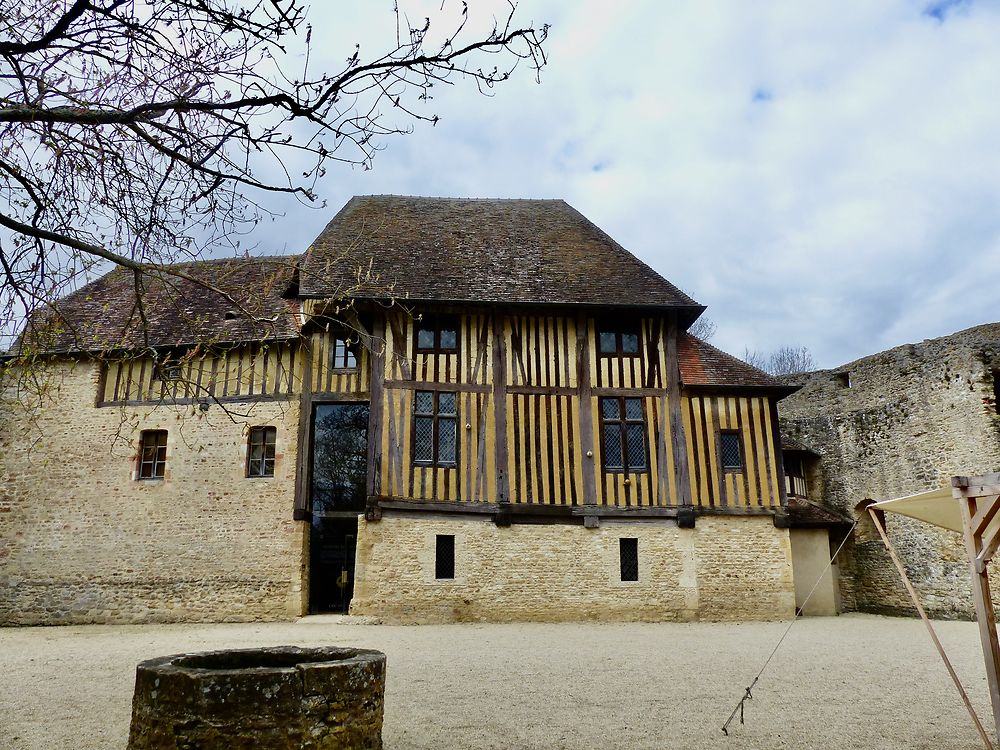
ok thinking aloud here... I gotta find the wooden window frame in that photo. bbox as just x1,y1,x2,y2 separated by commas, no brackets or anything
596,322,641,358
137,429,167,480
246,426,277,478
329,334,360,371
718,430,745,472
599,396,649,474
414,315,460,355
412,390,459,468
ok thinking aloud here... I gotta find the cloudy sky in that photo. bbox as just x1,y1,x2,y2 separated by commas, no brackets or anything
249,0,1000,369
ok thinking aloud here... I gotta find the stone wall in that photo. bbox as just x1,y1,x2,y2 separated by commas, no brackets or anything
350,512,795,623
0,360,306,625
780,322,1000,619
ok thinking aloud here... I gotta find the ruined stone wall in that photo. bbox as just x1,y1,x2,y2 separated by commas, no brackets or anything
351,512,795,623
780,322,1000,619
0,360,306,625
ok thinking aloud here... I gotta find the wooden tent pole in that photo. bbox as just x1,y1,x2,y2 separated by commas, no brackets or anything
955,481,1000,746
868,508,996,750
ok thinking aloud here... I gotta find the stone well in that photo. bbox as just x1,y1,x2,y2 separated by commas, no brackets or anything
127,645,386,750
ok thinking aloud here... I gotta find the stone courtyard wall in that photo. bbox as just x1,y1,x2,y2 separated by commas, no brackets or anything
0,360,306,625
351,512,795,623
779,322,1000,619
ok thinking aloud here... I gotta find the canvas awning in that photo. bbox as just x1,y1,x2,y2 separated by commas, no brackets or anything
871,486,963,532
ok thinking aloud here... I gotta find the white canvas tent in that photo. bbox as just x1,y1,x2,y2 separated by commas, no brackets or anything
870,475,1000,749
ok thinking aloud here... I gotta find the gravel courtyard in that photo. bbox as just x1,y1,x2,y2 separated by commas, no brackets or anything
0,613,994,750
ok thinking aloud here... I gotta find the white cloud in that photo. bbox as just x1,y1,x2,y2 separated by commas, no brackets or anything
248,0,1000,368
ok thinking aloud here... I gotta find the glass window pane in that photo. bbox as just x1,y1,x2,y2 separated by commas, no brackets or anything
438,392,456,415
440,328,457,350
414,417,434,462
626,424,647,470
598,331,617,353
622,333,639,354
416,327,435,350
263,459,275,477
601,398,620,420
345,347,357,368
438,418,457,464
414,391,434,414
603,425,623,469
624,398,643,420
720,433,743,470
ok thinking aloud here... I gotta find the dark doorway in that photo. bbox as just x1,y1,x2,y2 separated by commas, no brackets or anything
309,402,369,613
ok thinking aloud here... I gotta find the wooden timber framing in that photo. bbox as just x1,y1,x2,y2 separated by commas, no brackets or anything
492,312,510,504
366,316,386,498
292,336,314,521
666,316,692,506
289,305,789,513
953,474,1000,745
575,313,598,508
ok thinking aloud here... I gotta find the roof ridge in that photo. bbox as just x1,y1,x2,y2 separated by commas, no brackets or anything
353,194,566,203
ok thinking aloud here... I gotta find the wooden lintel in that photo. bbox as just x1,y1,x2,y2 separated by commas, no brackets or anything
383,379,490,394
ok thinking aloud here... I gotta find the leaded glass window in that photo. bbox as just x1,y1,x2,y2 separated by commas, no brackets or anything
599,396,647,473
413,390,458,467
719,431,743,471
247,426,277,477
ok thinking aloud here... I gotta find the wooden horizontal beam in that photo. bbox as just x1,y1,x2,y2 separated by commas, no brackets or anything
383,379,490,394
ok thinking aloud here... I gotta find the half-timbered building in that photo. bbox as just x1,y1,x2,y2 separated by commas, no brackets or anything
0,196,810,624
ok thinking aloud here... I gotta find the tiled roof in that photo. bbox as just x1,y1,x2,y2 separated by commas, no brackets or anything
781,436,821,455
298,195,704,313
785,498,854,527
16,256,300,354
678,334,798,394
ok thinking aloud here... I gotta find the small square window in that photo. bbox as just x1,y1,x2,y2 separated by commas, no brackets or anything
415,316,459,354
720,431,743,471
330,336,359,370
138,430,167,480
247,426,277,478
620,538,638,582
596,324,641,358
435,534,455,579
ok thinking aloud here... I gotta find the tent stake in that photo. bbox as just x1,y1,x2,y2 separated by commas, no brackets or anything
869,507,996,750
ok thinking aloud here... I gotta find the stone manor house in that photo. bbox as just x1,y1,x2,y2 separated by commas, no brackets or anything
0,196,847,625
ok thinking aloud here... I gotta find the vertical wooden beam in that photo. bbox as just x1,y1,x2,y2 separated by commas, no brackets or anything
492,312,510,504
293,337,314,521
366,315,386,498
576,313,597,508
956,478,1000,746
768,399,789,507
869,506,996,750
665,316,691,506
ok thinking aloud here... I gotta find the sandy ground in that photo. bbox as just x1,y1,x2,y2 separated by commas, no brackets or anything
0,613,995,750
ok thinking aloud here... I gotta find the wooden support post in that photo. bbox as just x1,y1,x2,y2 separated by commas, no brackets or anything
366,316,386,499
868,507,996,750
955,478,1000,746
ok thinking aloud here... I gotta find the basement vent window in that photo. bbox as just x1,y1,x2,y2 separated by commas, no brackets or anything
223,311,238,320
435,534,455,580
619,538,639,582
993,370,1000,415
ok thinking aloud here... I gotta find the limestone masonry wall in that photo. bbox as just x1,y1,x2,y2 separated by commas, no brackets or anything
0,361,306,625
350,512,795,623
780,323,1000,619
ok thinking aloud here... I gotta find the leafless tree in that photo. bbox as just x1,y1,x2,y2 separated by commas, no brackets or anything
0,0,548,355
688,316,717,341
742,345,815,376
